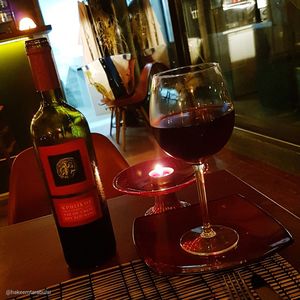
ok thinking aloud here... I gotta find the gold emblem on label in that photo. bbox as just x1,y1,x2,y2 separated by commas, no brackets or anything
56,157,77,179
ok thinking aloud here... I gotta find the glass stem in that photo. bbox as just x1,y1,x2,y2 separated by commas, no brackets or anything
193,163,216,239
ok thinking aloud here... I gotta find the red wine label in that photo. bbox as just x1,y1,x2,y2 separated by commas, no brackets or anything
53,189,102,227
38,139,94,195
38,139,102,227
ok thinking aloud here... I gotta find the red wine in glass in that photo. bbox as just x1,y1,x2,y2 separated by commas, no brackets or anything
152,105,235,163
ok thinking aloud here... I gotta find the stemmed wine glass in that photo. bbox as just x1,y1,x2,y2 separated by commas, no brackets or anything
149,63,239,256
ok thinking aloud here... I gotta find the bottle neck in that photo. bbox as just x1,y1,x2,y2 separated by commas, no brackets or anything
26,41,60,92
40,88,64,105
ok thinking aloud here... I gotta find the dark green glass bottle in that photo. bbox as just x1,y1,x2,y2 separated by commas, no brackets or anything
26,38,116,269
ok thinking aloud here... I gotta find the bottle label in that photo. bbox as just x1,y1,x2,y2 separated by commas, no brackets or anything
53,189,102,227
38,139,102,227
38,139,95,195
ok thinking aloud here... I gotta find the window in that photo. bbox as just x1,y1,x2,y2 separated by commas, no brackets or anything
180,0,300,173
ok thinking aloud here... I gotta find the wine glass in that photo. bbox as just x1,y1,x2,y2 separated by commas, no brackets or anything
149,62,239,256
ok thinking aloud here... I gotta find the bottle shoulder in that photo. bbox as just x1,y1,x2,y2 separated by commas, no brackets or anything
33,100,86,121
31,102,91,144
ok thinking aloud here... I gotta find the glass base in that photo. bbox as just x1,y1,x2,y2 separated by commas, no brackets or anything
180,225,239,256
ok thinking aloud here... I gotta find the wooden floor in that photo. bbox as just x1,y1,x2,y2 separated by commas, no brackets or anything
1,110,299,226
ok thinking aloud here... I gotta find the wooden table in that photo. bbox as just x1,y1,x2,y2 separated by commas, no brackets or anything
1,153,300,298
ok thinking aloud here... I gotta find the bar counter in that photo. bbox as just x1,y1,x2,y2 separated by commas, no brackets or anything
0,148,299,298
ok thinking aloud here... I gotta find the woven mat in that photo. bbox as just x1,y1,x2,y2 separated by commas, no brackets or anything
13,253,300,299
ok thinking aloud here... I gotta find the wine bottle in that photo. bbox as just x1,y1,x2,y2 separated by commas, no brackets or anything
25,38,116,269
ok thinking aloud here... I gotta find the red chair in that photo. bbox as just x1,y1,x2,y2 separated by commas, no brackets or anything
102,62,168,151
91,133,129,199
7,133,129,224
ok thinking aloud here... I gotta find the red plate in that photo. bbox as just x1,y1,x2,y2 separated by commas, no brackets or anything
133,194,293,275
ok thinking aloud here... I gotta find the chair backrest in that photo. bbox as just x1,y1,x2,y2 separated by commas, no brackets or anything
7,146,51,225
114,62,168,107
91,133,129,199
132,62,169,102
124,57,136,95
7,133,129,224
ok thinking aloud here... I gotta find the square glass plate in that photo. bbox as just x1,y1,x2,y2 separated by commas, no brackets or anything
133,194,293,275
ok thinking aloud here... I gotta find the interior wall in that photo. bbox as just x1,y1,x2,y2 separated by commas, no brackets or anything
0,39,40,152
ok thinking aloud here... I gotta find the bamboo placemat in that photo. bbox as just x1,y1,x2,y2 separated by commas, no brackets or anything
13,253,300,299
